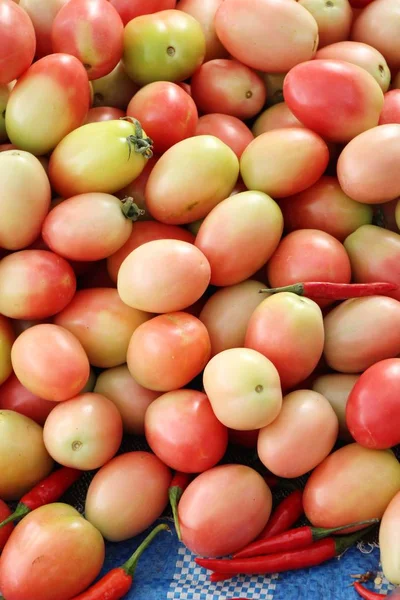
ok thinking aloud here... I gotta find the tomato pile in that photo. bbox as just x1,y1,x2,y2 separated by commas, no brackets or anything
1,0,400,598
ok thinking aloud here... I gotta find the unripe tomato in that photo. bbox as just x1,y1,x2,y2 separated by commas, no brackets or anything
0,0,36,84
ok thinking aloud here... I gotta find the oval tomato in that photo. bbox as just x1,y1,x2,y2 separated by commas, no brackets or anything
0,315,14,386
298,0,352,48
195,113,254,158
0,82,10,142
252,103,304,136
177,0,228,61
380,491,400,585
379,90,400,125
312,373,359,441
110,0,176,24
6,54,90,155
91,61,138,110
84,106,125,124
0,374,55,425
19,0,69,58
0,0,35,84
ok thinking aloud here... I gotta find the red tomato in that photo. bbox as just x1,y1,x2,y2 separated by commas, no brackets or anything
240,128,329,198
115,155,159,218
52,0,124,80
0,498,14,551
349,0,374,6
0,250,76,320
11,324,90,402
144,389,228,472
346,359,400,449
215,0,318,73
191,59,267,119
109,0,176,25
298,0,352,48
84,106,125,124
283,60,384,143
379,90,400,125
195,113,253,158
91,61,138,110
0,374,54,425
127,82,198,154
127,312,211,392
19,0,68,59
177,0,228,61
252,103,304,136
279,176,373,242
0,0,35,84
0,503,105,600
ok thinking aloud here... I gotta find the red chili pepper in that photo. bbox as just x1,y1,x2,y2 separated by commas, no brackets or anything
169,472,192,541
196,526,377,576
234,519,377,559
259,282,398,300
0,467,82,528
354,582,386,599
71,523,169,600
256,490,304,542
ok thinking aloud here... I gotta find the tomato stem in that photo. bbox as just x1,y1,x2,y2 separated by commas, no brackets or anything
121,116,154,159
121,197,145,221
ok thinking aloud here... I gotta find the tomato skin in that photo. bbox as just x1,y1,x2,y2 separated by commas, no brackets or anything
49,119,151,197
312,373,359,441
52,0,124,80
380,491,400,585
195,190,283,286
191,59,267,119
215,0,318,73
0,0,35,84
19,0,68,59
240,128,329,199
298,0,352,48
123,10,206,86
84,106,125,124
127,82,198,154
0,315,14,385
195,113,253,158
177,0,228,61
0,83,11,142
379,90,400,125
146,135,239,224
54,288,151,368
0,374,54,425
145,389,228,473
92,62,138,110
0,503,105,600
6,54,90,156
0,499,14,551
115,156,159,220
252,103,304,136
11,324,90,402
283,60,384,143
279,176,373,242
109,0,176,25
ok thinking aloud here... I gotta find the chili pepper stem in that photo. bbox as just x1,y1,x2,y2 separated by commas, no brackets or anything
312,519,379,542
0,502,30,528
260,283,305,295
169,487,183,541
122,524,170,577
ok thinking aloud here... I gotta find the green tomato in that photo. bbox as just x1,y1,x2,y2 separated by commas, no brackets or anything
0,84,11,143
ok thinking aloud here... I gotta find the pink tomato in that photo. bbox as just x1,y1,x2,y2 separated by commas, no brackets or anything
177,0,228,61
0,498,14,551
0,315,14,385
19,0,69,58
109,0,176,24
91,61,138,110
0,374,54,425
0,0,35,84
312,373,359,441
84,107,125,124
11,324,90,402
379,90,400,125
252,103,304,136
299,0,352,48
195,113,254,158
144,389,228,473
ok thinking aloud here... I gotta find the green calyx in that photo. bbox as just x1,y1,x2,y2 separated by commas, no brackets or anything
120,197,145,221
121,116,154,160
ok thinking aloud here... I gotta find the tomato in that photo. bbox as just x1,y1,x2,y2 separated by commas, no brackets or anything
245,293,325,391
195,114,253,158
145,389,228,472
299,0,352,48
195,190,283,286
266,229,352,307
85,451,171,541
109,0,176,25
0,503,105,600
11,324,90,402
19,0,68,59
0,151,51,250
0,250,76,320
127,82,198,154
0,498,14,551
54,288,150,368
0,410,54,500
42,193,133,262
94,365,160,435
0,318,13,387
115,156,158,220
279,176,373,242
123,10,205,85
107,220,194,282
177,0,228,61
215,0,318,73
252,103,303,136
0,83,10,142
84,106,125,124
0,374,55,425
49,118,152,197
240,128,329,198
380,491,400,584
303,444,400,528
351,0,400,71
43,392,123,470
191,59,266,120
312,373,359,441
146,136,239,224
316,41,391,92
127,313,211,392
118,239,210,313
258,390,338,478
0,0,35,84
179,464,272,556
344,225,400,300
52,0,123,80
261,72,286,106
91,62,138,110
283,60,384,143
379,90,400,125
6,54,90,155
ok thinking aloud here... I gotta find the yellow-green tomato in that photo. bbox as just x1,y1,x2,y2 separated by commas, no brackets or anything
123,10,206,85
203,348,282,430
49,118,152,198
85,451,171,541
258,390,338,478
312,373,359,441
91,62,138,110
0,83,11,142
0,410,54,500
146,135,239,224
380,491,400,584
304,444,400,528
0,315,15,386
